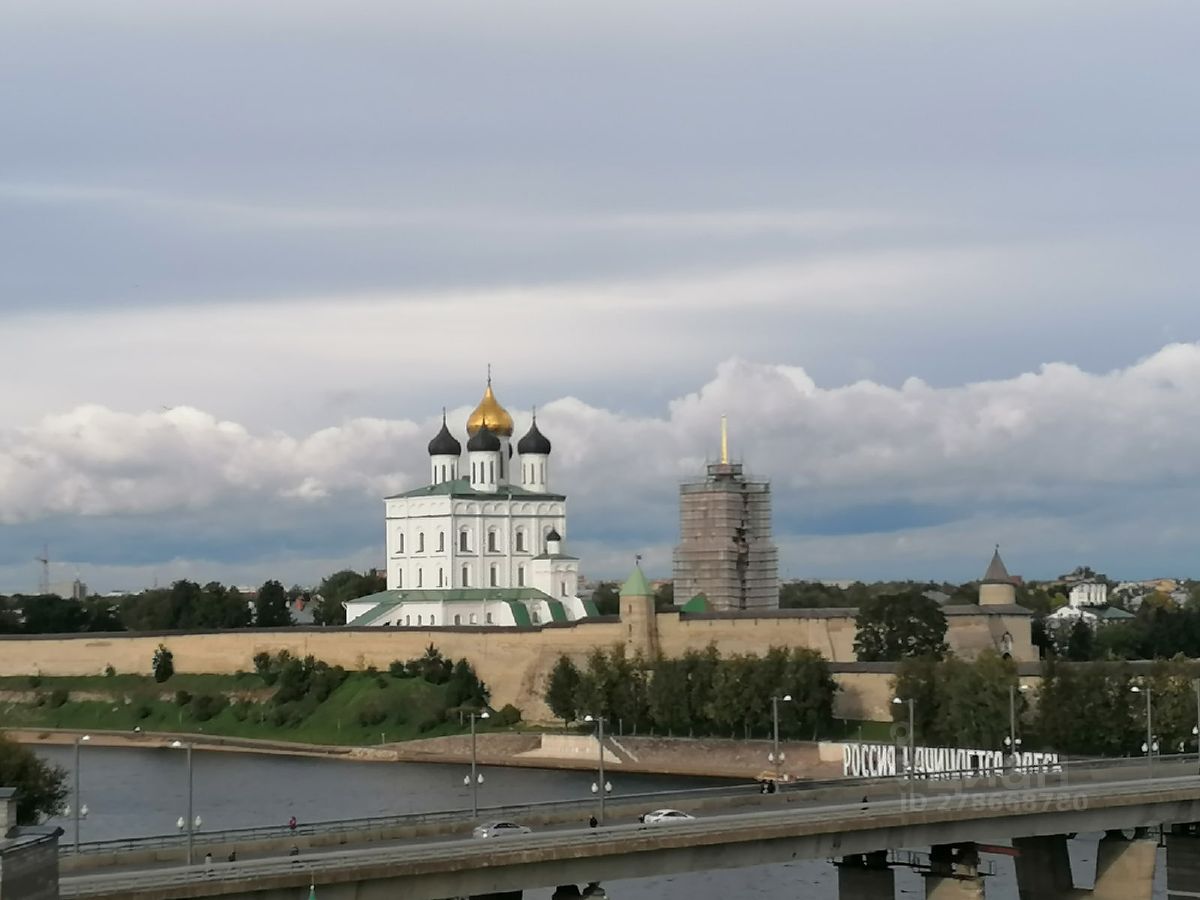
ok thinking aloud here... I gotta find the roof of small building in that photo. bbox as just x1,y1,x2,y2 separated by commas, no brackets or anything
983,547,1013,584
620,566,652,598
346,587,560,626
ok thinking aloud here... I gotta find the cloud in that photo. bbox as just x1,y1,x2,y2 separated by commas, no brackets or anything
3,343,1200,590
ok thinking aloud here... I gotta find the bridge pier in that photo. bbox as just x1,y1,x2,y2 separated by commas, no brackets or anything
1166,826,1200,900
924,844,984,900
1013,834,1075,900
836,850,894,900
1091,830,1157,900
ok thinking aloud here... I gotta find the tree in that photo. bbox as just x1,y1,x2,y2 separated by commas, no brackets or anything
0,734,68,824
1066,620,1095,661
255,580,293,628
19,594,85,633
315,570,386,626
545,656,582,724
854,591,948,662
152,644,174,683
654,581,675,611
590,583,620,616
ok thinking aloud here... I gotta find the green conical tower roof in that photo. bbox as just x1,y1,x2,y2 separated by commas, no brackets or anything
620,565,652,598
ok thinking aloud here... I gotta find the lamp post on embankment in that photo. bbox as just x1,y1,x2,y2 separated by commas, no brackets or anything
583,715,611,824
892,696,915,783
769,694,792,783
464,710,489,818
71,734,90,852
1131,684,1154,776
170,740,200,865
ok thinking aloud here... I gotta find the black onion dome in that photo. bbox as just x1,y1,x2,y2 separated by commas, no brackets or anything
517,417,552,455
467,424,501,452
427,415,462,456
546,528,562,542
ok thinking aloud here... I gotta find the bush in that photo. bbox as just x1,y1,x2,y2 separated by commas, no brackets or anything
493,704,522,727
27,675,41,689
253,652,276,685
152,644,174,683
47,689,69,709
270,704,298,728
357,701,386,727
388,660,408,678
189,693,227,722
104,664,116,678
174,690,193,707
231,701,252,722
417,717,441,734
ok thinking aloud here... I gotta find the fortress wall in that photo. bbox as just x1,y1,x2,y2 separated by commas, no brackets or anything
0,608,1029,723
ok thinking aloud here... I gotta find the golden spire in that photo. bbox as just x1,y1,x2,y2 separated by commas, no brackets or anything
720,414,729,464
466,369,514,436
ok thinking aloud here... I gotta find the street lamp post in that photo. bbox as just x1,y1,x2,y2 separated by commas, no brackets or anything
1131,684,1154,776
892,697,915,782
584,715,611,824
464,710,489,818
769,695,793,783
171,740,196,864
1006,684,1028,768
72,734,90,853
1193,679,1200,776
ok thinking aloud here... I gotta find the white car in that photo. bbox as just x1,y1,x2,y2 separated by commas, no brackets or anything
639,809,695,824
472,821,533,839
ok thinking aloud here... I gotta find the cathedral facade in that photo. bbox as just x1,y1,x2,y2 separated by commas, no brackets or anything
345,379,595,628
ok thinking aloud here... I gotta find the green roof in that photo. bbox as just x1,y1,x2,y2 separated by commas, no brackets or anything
386,477,565,501
581,598,600,617
680,593,710,613
620,566,652,598
545,599,568,623
346,587,556,626
504,600,533,627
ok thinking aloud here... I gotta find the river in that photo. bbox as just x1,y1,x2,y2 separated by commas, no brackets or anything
33,746,1165,899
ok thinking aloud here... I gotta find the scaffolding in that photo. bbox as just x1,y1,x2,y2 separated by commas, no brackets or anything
672,462,779,611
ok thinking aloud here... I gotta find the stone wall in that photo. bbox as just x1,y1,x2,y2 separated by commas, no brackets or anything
0,603,1028,723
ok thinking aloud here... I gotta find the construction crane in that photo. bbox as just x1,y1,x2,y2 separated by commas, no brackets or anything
35,544,50,595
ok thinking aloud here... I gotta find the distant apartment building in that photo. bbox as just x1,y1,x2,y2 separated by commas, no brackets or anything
672,420,779,611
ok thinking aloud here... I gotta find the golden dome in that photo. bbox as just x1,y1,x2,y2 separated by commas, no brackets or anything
466,380,514,437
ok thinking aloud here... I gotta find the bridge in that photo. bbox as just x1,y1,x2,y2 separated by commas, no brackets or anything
55,769,1200,900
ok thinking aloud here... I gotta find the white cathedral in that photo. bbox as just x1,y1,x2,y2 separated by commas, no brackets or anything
344,379,597,628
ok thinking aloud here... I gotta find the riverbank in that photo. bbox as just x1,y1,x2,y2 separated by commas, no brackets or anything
4,727,841,779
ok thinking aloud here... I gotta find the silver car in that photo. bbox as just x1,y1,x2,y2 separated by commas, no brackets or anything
472,821,533,839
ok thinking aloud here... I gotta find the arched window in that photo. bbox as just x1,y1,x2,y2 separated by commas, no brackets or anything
397,533,405,554
489,460,495,483
469,612,478,625
417,614,422,626
438,568,445,587
532,609,540,624
487,529,498,553
490,564,499,587
405,614,410,626
417,532,425,553
486,612,493,624
397,570,403,589
454,614,461,625
517,566,525,587
515,530,525,553
438,532,445,552
462,566,469,587
460,530,469,552
560,580,567,596
430,615,436,626
417,568,423,588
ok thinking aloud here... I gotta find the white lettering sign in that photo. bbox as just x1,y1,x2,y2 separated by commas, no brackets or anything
842,742,1062,778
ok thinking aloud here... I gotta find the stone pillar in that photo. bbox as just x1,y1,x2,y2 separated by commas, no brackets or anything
1013,834,1075,900
1092,831,1157,900
924,844,985,900
1166,828,1200,900
837,850,895,900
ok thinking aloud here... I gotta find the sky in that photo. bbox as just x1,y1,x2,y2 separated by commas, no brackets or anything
2,1,1199,592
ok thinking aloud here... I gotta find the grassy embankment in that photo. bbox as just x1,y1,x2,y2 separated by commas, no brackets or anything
0,671,482,745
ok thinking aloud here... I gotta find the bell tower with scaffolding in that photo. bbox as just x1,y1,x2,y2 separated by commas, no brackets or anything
672,417,779,611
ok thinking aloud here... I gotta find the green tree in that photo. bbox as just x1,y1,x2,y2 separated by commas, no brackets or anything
152,644,174,683
1066,620,1095,661
654,581,675,611
854,591,948,661
19,595,85,633
315,570,386,626
590,582,620,616
0,734,68,824
544,656,582,724
254,580,292,627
